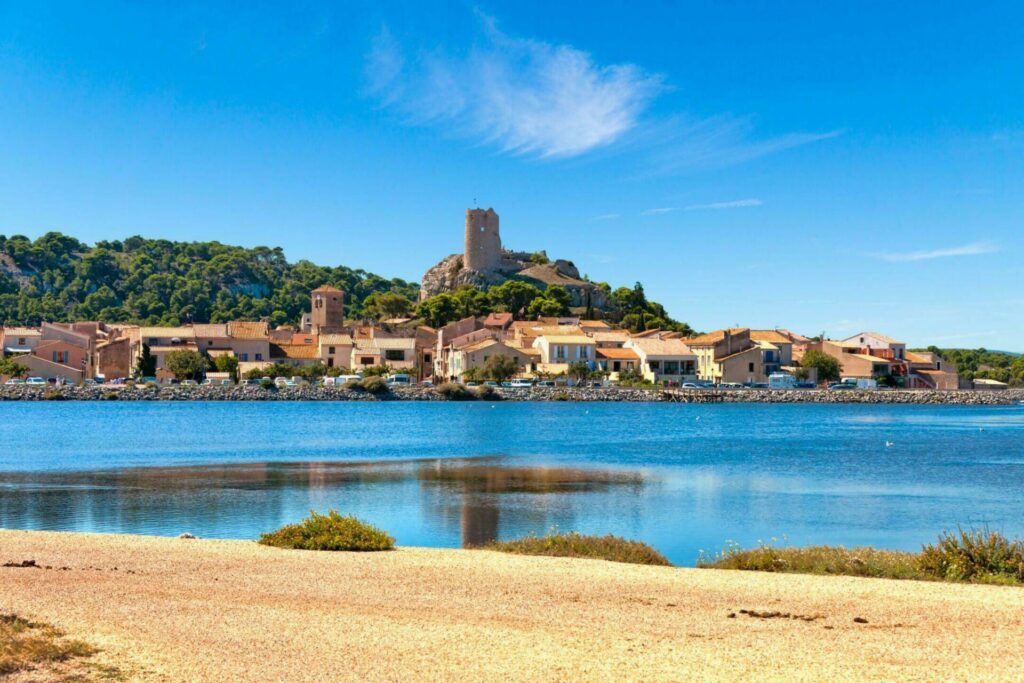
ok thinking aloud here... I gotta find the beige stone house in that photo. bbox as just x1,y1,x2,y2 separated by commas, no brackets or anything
686,328,778,384
532,331,596,375
595,347,640,379
318,334,354,371
623,337,697,384
450,338,535,381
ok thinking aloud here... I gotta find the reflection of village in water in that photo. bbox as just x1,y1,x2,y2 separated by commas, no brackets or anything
0,458,647,546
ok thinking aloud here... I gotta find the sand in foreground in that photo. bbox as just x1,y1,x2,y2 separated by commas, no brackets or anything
1,530,1022,681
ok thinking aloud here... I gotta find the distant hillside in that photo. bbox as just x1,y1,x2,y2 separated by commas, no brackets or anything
0,232,419,327
914,347,1024,385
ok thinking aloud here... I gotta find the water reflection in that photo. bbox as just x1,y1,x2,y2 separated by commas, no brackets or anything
0,458,647,549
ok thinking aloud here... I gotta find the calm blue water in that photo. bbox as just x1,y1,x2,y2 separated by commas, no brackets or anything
1,401,1022,565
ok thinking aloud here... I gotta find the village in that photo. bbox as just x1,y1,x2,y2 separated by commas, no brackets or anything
0,209,1008,393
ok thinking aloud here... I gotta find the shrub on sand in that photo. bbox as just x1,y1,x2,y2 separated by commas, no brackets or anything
484,532,671,566
472,384,500,401
919,528,1024,584
259,510,394,551
0,613,97,677
700,529,1024,585
359,376,389,394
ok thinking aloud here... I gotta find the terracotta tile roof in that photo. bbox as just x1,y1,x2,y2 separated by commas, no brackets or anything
578,320,611,329
596,347,640,361
139,327,196,339
371,337,416,350
540,334,595,344
148,344,200,353
311,284,343,293
484,312,513,327
1,327,41,337
318,334,354,346
627,338,695,357
228,321,269,340
461,338,501,353
749,330,791,344
846,331,905,345
686,328,750,346
589,330,631,342
849,353,895,364
291,334,317,346
270,343,321,360
191,324,228,338
535,326,584,336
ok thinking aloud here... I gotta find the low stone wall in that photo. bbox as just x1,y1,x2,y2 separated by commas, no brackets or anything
0,384,1022,405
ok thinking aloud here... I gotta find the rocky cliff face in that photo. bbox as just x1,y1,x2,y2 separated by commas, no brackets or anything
419,251,608,310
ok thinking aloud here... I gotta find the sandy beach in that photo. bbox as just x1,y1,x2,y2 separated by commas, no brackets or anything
1,529,1023,681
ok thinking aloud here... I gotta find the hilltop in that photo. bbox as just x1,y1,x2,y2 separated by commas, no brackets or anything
0,232,419,327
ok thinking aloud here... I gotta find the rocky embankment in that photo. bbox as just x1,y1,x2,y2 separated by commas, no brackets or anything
0,384,1022,404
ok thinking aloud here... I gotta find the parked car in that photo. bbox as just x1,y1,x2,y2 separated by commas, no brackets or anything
484,380,499,387
465,381,479,386
500,381,513,388
181,379,199,386
537,380,556,388
680,382,702,389
243,378,263,386
4,378,25,385
26,377,46,386
274,377,289,387
794,381,817,389
719,382,743,389
827,382,855,391
419,380,434,386
386,374,412,386
509,379,534,388
83,378,99,386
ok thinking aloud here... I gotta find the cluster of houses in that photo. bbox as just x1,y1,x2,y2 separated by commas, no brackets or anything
0,285,1003,390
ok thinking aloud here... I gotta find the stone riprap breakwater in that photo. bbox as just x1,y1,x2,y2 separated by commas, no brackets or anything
0,384,1022,404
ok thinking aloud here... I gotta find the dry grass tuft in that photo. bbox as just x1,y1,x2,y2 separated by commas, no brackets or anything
700,529,1024,585
0,613,97,677
259,510,395,552
483,532,671,566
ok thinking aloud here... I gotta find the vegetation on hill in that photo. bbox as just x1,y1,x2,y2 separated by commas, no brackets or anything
416,280,693,333
918,347,1024,385
0,232,419,327
483,532,672,566
258,510,395,551
699,528,1024,585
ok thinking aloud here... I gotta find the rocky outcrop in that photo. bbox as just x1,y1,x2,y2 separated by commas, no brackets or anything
419,250,608,309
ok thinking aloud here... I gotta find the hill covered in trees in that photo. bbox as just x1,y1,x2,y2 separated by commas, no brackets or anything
0,232,692,333
919,347,1024,386
0,232,419,327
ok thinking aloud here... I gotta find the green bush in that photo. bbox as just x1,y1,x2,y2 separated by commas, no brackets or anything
484,532,670,566
699,541,921,580
342,379,362,391
919,528,1024,584
699,529,1024,585
43,390,65,401
472,384,500,401
359,376,389,394
435,382,473,400
102,392,119,401
258,510,394,552
551,391,570,401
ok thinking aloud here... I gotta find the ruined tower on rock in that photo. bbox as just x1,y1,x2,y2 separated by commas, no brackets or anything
464,208,501,273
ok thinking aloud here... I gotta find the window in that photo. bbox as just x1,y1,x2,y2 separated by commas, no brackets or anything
360,356,375,366
385,349,405,361
254,353,262,361
239,353,249,362
327,358,334,368
328,346,336,354
555,345,567,360
424,354,432,364
748,362,755,372
579,346,590,359
664,361,679,375
208,340,213,345
649,360,660,370
613,361,621,372
18,338,25,345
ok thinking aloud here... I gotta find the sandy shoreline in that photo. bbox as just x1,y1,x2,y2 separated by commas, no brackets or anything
2,530,1023,681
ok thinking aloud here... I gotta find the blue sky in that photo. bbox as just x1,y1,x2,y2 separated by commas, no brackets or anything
1,2,1022,349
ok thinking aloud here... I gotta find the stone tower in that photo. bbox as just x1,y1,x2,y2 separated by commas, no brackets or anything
464,208,501,273
310,285,344,334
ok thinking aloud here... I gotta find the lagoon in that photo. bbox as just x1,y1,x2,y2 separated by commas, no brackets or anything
1,401,1022,565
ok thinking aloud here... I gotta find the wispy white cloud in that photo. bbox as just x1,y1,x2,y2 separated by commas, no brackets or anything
640,207,676,216
685,198,762,211
593,213,621,221
872,241,999,262
366,15,840,167
366,21,662,159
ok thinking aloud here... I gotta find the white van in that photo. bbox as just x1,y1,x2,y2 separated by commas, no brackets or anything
386,374,412,385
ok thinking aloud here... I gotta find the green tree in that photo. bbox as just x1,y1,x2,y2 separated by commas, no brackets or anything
799,350,841,384
212,354,239,381
567,360,592,381
0,356,28,379
165,349,208,380
483,354,519,382
135,344,157,377
361,291,414,321
487,280,542,317
415,293,460,328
